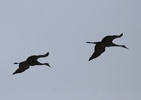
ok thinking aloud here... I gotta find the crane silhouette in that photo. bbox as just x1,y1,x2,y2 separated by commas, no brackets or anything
13,52,51,75
87,33,128,61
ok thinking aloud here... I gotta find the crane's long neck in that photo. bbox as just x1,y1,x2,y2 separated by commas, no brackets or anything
86,41,101,44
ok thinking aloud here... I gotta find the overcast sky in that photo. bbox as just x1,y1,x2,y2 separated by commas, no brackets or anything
0,0,141,100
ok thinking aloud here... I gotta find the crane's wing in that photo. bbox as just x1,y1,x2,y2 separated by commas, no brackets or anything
26,52,49,62
13,62,29,75
89,43,105,61
102,33,123,43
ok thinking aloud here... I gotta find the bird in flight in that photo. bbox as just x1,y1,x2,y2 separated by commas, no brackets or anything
87,33,128,61
13,52,51,75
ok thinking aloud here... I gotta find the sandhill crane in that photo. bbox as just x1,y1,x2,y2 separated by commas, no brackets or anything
87,33,128,61
13,52,51,75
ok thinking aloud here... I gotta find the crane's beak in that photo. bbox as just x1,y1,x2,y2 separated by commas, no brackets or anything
14,62,19,64
86,41,98,44
86,42,94,44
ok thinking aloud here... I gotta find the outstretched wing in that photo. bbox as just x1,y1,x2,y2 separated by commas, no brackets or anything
89,43,105,61
102,33,123,43
26,52,49,62
13,61,29,75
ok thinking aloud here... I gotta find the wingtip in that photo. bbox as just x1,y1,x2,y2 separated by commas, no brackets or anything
45,52,49,56
89,58,92,61
120,33,123,36
13,71,19,75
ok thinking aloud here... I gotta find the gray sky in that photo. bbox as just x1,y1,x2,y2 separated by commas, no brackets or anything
0,0,141,100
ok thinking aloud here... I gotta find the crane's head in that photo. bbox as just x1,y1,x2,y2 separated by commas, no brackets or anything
14,62,19,64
